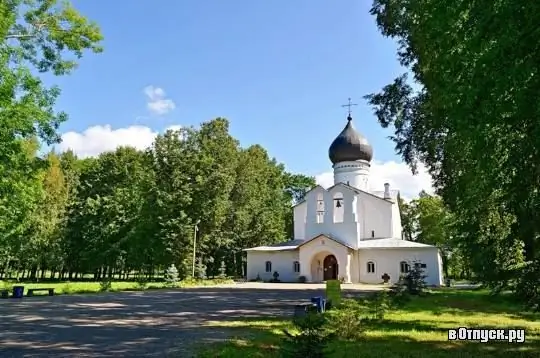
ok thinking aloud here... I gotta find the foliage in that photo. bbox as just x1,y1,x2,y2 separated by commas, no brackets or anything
515,259,540,312
283,312,332,358
365,291,391,320
135,274,148,290
325,299,365,339
366,0,539,307
165,264,179,287
395,261,428,296
99,278,112,292
0,0,102,277
298,275,307,283
0,117,314,282
200,289,540,357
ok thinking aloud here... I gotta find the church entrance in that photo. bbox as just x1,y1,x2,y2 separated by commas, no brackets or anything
323,254,338,281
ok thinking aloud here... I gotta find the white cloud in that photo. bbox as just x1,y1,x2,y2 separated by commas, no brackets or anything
315,160,434,200
59,124,182,158
144,85,176,115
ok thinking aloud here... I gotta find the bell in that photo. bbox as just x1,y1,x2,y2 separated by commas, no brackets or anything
336,200,342,208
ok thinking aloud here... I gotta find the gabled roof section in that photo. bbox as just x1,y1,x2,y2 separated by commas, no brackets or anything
243,239,303,252
357,238,436,249
296,234,354,249
293,182,394,208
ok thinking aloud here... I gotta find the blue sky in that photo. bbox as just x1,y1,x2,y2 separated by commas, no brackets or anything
48,1,432,198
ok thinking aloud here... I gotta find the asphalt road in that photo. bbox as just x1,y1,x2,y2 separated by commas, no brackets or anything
0,283,379,358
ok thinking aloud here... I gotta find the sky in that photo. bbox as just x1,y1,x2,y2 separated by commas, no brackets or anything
48,0,433,200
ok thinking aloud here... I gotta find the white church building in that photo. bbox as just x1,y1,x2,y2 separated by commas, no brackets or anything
245,113,444,286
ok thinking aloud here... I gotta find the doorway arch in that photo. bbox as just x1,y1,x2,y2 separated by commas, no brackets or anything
323,254,338,281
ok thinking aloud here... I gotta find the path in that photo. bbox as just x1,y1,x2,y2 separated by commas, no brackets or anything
0,283,382,357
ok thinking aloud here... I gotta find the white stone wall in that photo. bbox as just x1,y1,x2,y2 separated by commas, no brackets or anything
246,250,300,282
298,236,352,283
356,192,393,240
357,248,443,286
293,201,307,240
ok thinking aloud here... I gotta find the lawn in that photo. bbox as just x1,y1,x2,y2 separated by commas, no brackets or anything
0,278,234,296
198,288,540,358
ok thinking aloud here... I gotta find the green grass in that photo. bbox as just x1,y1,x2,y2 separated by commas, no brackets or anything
198,288,540,358
0,278,234,296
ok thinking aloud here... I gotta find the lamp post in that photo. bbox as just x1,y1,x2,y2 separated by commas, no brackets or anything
192,219,200,278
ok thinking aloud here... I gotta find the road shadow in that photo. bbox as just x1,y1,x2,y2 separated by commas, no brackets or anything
0,287,376,357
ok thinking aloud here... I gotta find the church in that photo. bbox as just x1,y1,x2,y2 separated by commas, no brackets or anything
244,111,444,286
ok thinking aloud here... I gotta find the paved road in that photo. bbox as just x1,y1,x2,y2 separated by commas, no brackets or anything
0,283,381,358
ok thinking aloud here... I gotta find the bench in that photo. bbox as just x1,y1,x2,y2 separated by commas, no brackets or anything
27,288,54,297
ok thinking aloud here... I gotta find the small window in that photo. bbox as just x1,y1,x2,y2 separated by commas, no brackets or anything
367,261,375,274
371,230,375,238
293,261,300,273
414,262,427,269
265,261,272,272
400,261,410,273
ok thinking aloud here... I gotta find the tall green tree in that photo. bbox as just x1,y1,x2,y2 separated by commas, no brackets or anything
366,0,537,298
0,0,102,276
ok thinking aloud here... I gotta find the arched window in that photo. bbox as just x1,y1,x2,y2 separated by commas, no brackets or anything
400,261,410,274
367,261,375,274
316,193,325,223
265,261,272,272
293,261,300,273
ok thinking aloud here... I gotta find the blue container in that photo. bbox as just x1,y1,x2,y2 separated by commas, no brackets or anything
12,286,24,299
311,296,326,313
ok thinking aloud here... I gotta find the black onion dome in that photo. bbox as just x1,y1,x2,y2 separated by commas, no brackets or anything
328,116,373,164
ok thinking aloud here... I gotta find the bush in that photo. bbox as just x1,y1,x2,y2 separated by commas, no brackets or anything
283,311,332,358
195,259,207,280
325,299,364,340
392,261,428,295
365,291,391,320
218,261,227,279
62,282,74,294
298,275,307,283
515,259,540,312
165,264,179,287
135,274,148,290
99,278,112,292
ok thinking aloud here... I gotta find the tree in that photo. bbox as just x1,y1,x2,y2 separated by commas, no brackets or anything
366,0,538,297
0,0,102,276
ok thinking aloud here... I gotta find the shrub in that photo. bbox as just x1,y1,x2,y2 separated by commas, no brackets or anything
135,274,148,290
195,259,207,280
392,260,428,296
218,261,227,279
165,264,179,287
325,299,364,340
283,311,332,358
62,282,74,294
298,275,307,283
515,259,540,312
99,278,112,292
365,291,391,320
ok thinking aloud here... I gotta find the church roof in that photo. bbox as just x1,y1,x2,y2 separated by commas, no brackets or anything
292,182,394,208
328,116,373,164
243,239,303,251
357,238,437,249
296,234,355,249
